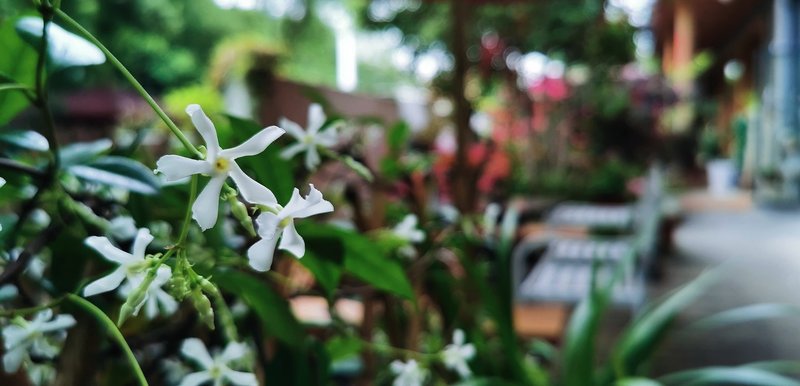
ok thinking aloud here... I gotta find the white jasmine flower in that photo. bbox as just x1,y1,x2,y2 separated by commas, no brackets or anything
2,248,46,281
155,104,284,230
247,184,333,271
119,266,178,319
392,214,425,244
26,362,55,386
179,338,257,386
279,103,340,170
2,309,76,373
83,228,165,300
441,329,475,378
108,216,138,240
390,359,426,386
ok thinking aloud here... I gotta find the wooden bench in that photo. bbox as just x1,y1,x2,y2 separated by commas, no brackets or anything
512,166,664,338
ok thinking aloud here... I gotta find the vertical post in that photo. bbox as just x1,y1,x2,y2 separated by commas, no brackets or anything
451,0,476,213
773,0,800,200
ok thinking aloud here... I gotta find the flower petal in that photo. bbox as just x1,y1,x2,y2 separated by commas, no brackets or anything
83,267,127,297
254,212,280,240
224,369,258,386
279,142,307,160
39,314,76,333
228,162,277,207
192,176,226,231
316,126,339,147
220,126,284,159
85,236,135,265
156,288,179,316
279,117,305,140
186,104,220,159
2,325,28,350
178,371,213,386
290,185,334,219
181,338,214,369
281,188,306,215
155,155,210,182
453,329,465,345
247,236,279,272
307,103,326,135
220,341,248,363
131,228,154,259
3,345,27,373
278,221,305,258
303,146,321,170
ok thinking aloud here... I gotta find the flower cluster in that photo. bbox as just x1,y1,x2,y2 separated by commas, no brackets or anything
390,329,475,386
154,104,334,270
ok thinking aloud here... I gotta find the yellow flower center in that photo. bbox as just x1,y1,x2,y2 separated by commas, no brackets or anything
214,157,230,174
279,217,293,228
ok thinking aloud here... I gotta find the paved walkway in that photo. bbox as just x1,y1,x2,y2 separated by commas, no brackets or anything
650,197,800,375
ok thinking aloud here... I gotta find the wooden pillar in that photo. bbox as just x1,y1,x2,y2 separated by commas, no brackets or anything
450,0,476,213
672,0,695,97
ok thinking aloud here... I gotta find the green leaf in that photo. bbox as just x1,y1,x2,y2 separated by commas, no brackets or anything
59,139,112,167
299,224,414,300
689,303,800,331
387,121,410,153
0,130,49,152
87,156,161,193
213,269,306,347
15,17,105,70
325,335,362,361
0,20,37,125
659,367,800,386
67,163,159,195
453,378,521,386
301,234,344,297
612,271,718,377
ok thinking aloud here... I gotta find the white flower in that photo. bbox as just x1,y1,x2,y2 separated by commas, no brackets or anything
247,184,333,271
2,309,76,373
119,266,178,319
390,359,426,386
156,104,284,230
441,329,475,378
392,214,425,244
179,338,257,386
279,103,339,170
108,216,138,240
83,228,153,297
3,248,46,281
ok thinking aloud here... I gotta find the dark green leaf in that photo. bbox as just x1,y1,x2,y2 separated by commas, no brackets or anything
387,121,410,153
213,269,306,347
0,130,49,152
67,165,158,195
299,224,414,300
0,21,37,125
59,139,112,167
88,156,160,193
453,378,521,386
616,378,663,386
659,367,800,386
15,17,105,70
301,233,344,297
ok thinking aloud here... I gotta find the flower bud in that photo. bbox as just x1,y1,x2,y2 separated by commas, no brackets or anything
228,196,256,236
118,269,157,326
191,288,215,330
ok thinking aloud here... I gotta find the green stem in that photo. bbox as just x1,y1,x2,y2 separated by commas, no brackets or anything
53,9,201,159
0,296,65,318
177,175,199,246
66,294,148,386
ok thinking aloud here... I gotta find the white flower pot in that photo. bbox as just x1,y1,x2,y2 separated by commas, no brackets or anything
707,158,735,196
